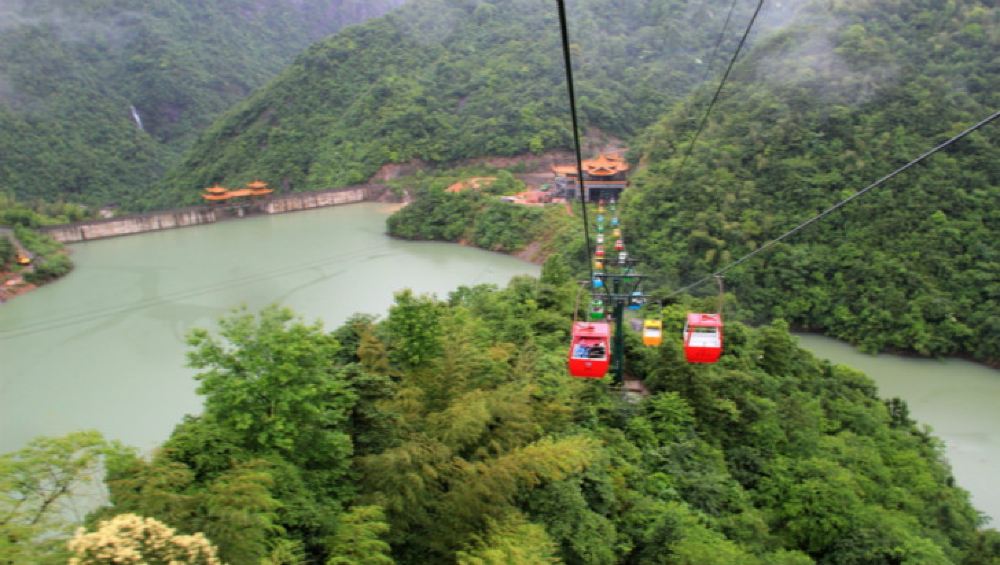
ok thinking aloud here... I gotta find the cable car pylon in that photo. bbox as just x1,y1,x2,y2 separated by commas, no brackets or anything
569,198,650,383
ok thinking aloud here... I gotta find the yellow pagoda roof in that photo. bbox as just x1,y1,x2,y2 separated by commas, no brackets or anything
552,154,629,177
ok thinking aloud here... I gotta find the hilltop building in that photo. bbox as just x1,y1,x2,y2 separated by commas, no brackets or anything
552,154,629,202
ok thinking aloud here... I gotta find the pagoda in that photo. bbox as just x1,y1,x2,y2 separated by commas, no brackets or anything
201,185,231,202
201,180,273,203
552,154,629,202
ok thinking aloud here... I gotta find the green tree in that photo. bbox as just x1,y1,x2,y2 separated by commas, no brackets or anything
456,513,560,565
384,290,443,370
326,505,394,565
0,431,125,563
187,305,355,470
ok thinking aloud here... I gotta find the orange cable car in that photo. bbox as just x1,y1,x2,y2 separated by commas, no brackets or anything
683,313,723,363
568,321,610,378
642,319,662,347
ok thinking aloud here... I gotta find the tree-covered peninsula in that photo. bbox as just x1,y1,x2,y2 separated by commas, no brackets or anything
0,193,90,296
4,271,998,563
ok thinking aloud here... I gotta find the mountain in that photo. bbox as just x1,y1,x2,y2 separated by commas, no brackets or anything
0,0,405,207
156,0,757,208
623,0,999,362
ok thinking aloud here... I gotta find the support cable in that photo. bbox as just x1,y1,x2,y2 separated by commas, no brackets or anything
673,0,765,183
555,0,594,283
666,109,1000,299
697,0,741,87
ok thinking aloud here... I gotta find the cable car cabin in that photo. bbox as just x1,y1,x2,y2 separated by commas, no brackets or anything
596,234,604,244
568,321,610,378
614,239,624,251
611,217,620,227
683,313,723,363
595,245,605,257
596,214,605,224
643,319,663,347
613,228,621,238
594,259,604,271
618,251,628,264
589,299,605,321
628,291,643,310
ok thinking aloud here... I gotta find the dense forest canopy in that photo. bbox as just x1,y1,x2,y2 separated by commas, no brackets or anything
623,0,999,363
0,0,405,207
156,0,757,208
5,274,999,563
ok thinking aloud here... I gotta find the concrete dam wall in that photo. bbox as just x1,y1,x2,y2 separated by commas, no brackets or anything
41,185,390,243
264,185,381,214
41,208,218,243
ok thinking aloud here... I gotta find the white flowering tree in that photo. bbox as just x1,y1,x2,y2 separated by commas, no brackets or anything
67,513,222,564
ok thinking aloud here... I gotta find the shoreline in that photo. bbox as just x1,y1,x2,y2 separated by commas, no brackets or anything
40,184,393,244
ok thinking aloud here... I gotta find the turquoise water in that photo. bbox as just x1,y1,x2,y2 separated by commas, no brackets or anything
796,333,1000,526
0,203,538,454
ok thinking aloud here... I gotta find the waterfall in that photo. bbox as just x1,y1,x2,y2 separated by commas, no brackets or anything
130,105,144,131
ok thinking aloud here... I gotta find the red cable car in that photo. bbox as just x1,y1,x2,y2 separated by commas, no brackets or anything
614,239,624,251
595,245,605,258
568,321,610,378
683,313,723,363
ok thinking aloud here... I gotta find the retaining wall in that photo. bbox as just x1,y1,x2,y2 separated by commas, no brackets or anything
41,185,391,243
41,207,218,243
264,186,384,214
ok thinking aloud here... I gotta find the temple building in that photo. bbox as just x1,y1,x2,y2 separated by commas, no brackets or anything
201,180,273,204
552,154,629,202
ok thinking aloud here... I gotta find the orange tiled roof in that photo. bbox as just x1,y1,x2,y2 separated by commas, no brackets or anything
584,154,629,176
552,154,629,177
246,180,269,189
201,186,273,201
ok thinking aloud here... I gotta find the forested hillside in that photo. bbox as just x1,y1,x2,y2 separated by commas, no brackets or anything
623,0,999,363
157,0,755,208
0,0,405,207
5,273,999,563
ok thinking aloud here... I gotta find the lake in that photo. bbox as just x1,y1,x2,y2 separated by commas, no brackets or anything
0,203,538,454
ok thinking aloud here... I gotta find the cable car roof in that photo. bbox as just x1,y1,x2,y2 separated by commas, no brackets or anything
687,313,722,326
